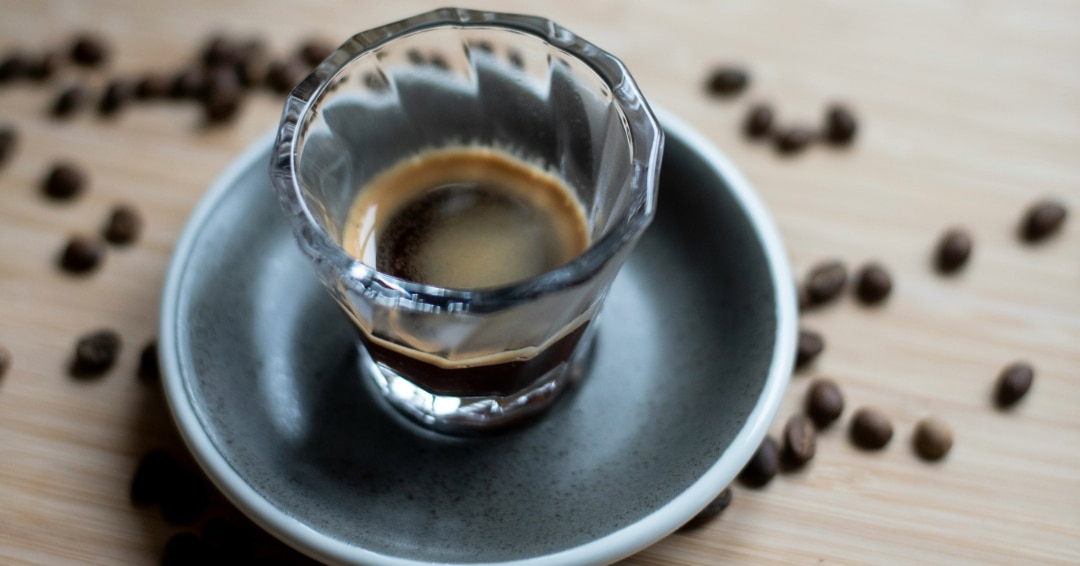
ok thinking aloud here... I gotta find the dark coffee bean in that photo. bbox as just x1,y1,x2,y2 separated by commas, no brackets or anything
135,73,173,100
850,407,893,450
806,378,844,429
855,262,893,304
203,517,257,561
42,162,86,200
236,39,270,88
1019,199,1067,243
913,417,952,461
27,50,63,81
51,85,90,118
59,235,105,274
102,204,142,245
299,38,335,67
70,33,109,67
738,436,779,488
162,533,210,566
705,66,749,97
405,49,426,66
161,471,210,524
774,127,815,155
506,50,524,70
0,51,30,83
678,487,732,531
795,329,824,370
470,40,495,55
138,340,160,382
130,449,180,506
71,328,121,376
0,125,16,168
824,103,858,145
743,103,774,139
98,78,136,116
202,67,243,123
362,71,388,93
804,260,848,305
0,345,11,381
995,361,1034,408
783,414,816,467
935,228,973,273
266,57,310,95
201,34,242,68
171,67,207,100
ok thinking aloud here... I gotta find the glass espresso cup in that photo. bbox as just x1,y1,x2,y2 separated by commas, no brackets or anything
270,8,663,434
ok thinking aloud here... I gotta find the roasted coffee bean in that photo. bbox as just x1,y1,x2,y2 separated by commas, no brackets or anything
266,57,309,95
102,204,142,245
406,49,426,66
995,361,1034,408
824,104,858,145
850,407,893,450
705,66,749,97
0,125,16,168
506,50,524,70
70,33,109,67
806,378,844,428
783,414,816,467
299,38,334,67
27,50,63,81
98,78,136,116
470,40,495,54
130,449,180,506
59,235,105,274
71,328,121,376
51,84,90,118
162,471,210,524
743,103,774,139
171,67,207,100
935,228,973,273
678,488,733,531
236,39,270,88
42,162,86,200
913,416,953,461
201,34,243,68
203,517,257,561
1019,199,1067,242
202,67,243,123
162,533,210,566
797,282,810,311
135,73,172,100
738,436,779,488
795,329,824,370
138,340,159,382
804,260,848,305
0,51,30,83
0,345,11,381
855,262,893,304
774,127,815,155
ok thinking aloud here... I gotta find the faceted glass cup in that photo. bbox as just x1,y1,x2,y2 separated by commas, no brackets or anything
270,8,663,434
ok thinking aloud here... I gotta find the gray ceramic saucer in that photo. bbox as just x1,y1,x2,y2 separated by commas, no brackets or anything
160,109,796,566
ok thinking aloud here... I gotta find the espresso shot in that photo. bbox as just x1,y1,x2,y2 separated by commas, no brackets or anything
342,146,594,397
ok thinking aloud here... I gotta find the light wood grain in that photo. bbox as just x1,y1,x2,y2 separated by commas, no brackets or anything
1,1,1077,565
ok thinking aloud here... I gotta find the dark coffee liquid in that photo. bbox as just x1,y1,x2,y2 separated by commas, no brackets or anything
344,147,588,289
343,147,592,396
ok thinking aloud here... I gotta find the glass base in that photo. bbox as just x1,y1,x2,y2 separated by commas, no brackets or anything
358,334,595,435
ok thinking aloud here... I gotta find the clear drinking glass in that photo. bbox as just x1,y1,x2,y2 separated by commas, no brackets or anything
270,8,663,434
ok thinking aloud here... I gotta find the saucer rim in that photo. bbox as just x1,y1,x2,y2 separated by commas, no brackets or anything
159,107,796,566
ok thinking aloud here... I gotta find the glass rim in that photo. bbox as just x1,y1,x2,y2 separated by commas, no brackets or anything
269,7,664,311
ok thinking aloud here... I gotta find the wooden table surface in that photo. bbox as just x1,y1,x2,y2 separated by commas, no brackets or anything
1,1,1077,564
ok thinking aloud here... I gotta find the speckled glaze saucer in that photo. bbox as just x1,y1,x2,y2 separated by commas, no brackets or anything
159,109,796,566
